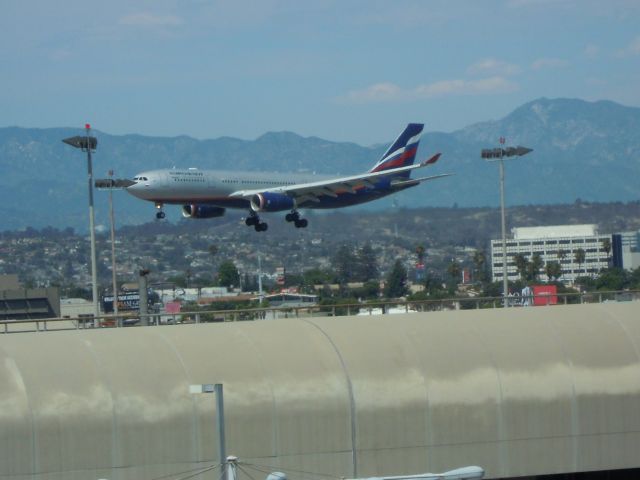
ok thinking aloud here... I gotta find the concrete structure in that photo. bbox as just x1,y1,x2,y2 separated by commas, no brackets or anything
491,224,612,283
0,274,60,320
1,303,639,480
615,230,640,271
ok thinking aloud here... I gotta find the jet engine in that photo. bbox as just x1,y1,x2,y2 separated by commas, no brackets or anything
182,205,226,219
250,192,295,212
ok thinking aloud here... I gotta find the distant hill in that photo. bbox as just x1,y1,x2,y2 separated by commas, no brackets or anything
1,97,639,231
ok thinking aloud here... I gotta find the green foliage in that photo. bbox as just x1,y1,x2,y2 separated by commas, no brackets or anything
384,259,408,298
472,249,488,283
574,248,586,274
545,261,563,282
332,243,379,284
527,253,544,281
446,260,461,282
351,280,380,300
513,253,529,281
167,275,187,288
217,260,240,288
319,297,359,316
356,243,379,281
333,245,357,284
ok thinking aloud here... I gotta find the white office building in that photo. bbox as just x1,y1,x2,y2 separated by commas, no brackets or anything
491,224,612,284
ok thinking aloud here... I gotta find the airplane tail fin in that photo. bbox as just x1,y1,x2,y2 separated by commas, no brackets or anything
369,123,424,177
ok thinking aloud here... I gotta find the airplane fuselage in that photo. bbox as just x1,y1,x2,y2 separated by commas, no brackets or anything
127,168,403,210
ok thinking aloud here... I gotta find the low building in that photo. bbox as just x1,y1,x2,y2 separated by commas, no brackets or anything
491,224,613,284
0,274,60,320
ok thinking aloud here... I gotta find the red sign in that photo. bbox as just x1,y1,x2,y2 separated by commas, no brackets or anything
532,285,558,306
165,301,182,314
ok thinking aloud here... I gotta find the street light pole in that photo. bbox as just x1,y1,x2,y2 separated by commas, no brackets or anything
108,170,118,318
85,125,99,322
481,143,533,307
498,157,508,307
63,125,100,323
189,383,227,479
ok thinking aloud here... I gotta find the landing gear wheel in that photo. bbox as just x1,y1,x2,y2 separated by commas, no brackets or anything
246,216,258,226
294,218,308,228
254,222,268,232
156,211,166,219
285,211,299,223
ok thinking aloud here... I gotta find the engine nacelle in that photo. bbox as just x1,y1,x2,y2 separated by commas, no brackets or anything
250,192,295,212
182,204,226,219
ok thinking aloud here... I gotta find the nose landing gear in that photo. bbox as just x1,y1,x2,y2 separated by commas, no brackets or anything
155,203,165,219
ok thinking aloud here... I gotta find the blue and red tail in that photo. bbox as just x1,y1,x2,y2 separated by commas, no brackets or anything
369,123,424,177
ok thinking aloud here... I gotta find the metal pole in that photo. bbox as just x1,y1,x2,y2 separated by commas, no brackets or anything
215,384,226,479
86,124,100,324
258,253,263,304
139,272,148,326
108,171,118,318
499,158,509,307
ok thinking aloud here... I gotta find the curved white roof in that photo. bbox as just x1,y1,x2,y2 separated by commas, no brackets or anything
0,302,639,480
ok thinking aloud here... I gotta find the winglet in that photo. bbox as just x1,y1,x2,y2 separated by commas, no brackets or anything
422,152,441,165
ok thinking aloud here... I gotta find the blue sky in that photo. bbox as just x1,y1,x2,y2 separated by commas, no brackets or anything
1,0,639,144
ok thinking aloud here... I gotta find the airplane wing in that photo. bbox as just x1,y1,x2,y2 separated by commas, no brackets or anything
230,153,443,204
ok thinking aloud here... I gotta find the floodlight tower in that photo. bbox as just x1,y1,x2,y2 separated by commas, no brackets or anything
63,124,100,322
481,140,532,307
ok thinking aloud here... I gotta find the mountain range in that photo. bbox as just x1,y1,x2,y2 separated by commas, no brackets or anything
1,97,639,232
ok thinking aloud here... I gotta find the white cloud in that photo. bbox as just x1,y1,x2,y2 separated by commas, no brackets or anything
339,76,518,103
530,58,569,70
584,44,600,58
615,36,640,57
467,58,521,76
118,12,184,27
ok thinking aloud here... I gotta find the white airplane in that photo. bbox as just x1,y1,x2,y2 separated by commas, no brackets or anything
126,123,451,232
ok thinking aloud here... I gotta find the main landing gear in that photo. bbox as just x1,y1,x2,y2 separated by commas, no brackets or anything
285,210,308,228
245,212,268,232
155,203,166,219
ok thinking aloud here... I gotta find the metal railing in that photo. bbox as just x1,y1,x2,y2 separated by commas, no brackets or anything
1,290,639,334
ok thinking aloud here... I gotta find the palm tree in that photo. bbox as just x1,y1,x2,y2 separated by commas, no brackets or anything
513,253,529,281
557,249,568,281
602,238,612,266
528,253,544,282
472,249,487,283
447,260,461,284
574,248,586,276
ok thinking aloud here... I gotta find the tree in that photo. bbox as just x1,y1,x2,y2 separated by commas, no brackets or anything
527,253,544,282
446,260,461,284
217,260,240,288
472,250,487,283
384,259,408,298
333,245,357,284
574,248,586,275
513,254,529,281
601,238,612,266
545,261,562,282
356,243,379,282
